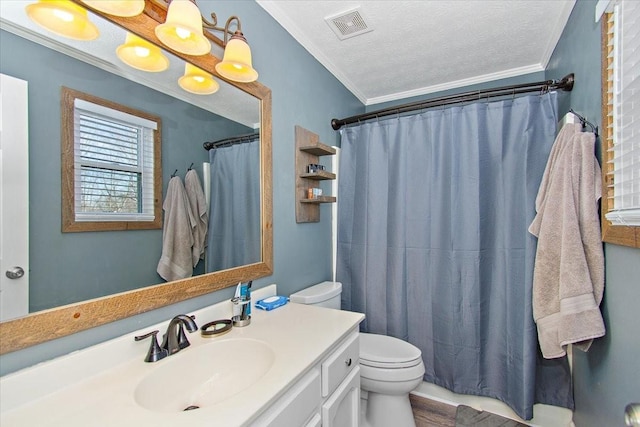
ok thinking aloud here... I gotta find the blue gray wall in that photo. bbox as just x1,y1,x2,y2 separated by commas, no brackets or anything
0,30,252,311
0,1,362,374
546,1,640,425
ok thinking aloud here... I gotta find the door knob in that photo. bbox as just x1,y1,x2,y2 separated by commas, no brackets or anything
625,403,640,427
5,266,24,279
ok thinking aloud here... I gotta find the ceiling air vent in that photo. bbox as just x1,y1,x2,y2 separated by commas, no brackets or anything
325,7,373,41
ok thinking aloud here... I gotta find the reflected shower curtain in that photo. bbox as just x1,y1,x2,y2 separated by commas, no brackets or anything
336,92,573,420
206,138,260,272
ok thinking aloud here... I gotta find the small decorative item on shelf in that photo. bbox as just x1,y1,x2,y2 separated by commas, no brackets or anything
307,187,323,199
307,164,325,173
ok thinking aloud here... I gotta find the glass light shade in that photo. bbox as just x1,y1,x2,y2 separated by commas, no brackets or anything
178,63,219,95
79,0,145,17
116,33,169,72
215,34,258,83
154,0,210,56
25,0,99,41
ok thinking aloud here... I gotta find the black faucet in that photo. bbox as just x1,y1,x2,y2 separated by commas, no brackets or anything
160,314,198,355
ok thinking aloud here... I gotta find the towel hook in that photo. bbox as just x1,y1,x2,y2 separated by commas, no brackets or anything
569,109,599,137
171,169,178,178
188,163,194,171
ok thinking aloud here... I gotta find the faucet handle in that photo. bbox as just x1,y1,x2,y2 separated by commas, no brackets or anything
134,330,168,363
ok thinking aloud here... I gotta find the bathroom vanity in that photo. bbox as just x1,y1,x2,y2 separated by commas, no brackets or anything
0,285,364,426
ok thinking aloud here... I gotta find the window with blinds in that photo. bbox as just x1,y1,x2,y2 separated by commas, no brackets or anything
61,87,162,232
74,99,155,221
601,1,640,247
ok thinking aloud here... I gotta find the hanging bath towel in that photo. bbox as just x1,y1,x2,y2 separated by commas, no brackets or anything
185,169,208,267
157,176,196,281
528,123,605,359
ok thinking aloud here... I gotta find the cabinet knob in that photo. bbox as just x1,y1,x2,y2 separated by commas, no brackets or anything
345,358,352,367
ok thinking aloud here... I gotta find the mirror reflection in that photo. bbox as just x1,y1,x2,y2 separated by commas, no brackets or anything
0,1,262,321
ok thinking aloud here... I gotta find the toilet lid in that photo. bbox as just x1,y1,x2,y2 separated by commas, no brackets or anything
359,333,423,368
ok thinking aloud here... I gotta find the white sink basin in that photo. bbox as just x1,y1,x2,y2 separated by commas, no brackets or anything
134,338,275,412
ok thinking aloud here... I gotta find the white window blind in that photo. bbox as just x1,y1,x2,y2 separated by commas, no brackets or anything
605,1,640,226
73,98,156,222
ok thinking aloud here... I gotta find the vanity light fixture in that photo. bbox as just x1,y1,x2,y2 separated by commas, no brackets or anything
79,0,145,17
178,62,219,95
154,0,211,56
154,0,258,83
116,32,169,72
212,16,258,83
25,0,99,41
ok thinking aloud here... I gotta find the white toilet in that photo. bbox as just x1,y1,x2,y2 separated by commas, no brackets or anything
290,281,425,427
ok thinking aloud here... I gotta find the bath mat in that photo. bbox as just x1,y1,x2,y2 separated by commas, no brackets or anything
455,405,528,426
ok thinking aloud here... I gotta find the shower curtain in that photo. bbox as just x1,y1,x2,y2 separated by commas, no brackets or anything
206,138,260,272
336,92,573,420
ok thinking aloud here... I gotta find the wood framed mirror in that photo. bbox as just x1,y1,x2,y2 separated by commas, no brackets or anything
0,0,273,354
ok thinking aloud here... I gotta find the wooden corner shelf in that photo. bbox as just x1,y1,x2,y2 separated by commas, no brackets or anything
300,170,336,180
295,125,336,223
299,144,336,157
300,196,337,204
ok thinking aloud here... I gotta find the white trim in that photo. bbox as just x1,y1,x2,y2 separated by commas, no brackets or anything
605,209,640,226
75,213,155,222
596,0,615,22
366,64,545,106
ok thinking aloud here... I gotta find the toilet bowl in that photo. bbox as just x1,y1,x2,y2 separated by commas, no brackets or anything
290,281,425,427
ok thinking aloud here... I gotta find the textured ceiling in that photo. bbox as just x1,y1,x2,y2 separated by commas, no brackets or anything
257,0,576,105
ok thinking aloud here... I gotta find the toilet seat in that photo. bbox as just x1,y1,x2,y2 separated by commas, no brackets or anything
359,333,423,369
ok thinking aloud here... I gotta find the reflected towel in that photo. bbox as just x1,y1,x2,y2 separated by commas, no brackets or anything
157,176,196,281
528,123,605,359
185,169,208,267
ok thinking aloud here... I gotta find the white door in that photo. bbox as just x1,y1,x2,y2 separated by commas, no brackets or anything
0,73,29,321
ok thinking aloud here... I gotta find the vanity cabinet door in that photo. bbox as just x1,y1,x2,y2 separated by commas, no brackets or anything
254,367,321,427
321,366,360,427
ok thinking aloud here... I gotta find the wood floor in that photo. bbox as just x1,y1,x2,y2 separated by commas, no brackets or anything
410,394,457,427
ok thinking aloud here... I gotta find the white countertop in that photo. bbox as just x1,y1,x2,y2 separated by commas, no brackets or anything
0,290,364,427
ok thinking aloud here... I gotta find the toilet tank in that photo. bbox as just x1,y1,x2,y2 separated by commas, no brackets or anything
289,281,342,309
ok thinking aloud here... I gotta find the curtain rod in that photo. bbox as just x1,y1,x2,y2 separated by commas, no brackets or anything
203,132,260,151
331,73,575,131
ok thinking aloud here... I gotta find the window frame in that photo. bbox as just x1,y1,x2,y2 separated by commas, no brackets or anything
61,87,162,232
600,11,640,247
